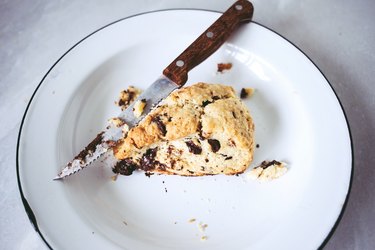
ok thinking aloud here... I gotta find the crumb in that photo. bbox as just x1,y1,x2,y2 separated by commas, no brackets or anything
111,174,119,181
116,86,142,110
174,221,177,225
92,232,94,234
256,144,260,148
164,187,168,193
248,160,288,181
52,90,55,94
240,87,255,99
108,117,125,127
198,223,208,232
122,123,130,137
133,99,147,118
145,172,154,177
201,236,208,241
123,221,128,226
217,62,232,73
188,218,196,223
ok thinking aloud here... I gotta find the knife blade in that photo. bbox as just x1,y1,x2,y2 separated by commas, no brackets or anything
54,0,254,180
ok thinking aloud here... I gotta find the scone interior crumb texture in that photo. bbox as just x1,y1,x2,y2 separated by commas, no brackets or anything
247,160,287,181
113,83,255,176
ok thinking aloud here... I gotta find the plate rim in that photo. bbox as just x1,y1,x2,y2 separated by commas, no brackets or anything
16,8,354,250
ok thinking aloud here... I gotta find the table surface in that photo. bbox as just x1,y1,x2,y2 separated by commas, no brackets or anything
1,0,374,249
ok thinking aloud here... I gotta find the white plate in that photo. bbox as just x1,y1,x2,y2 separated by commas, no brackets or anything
17,10,352,250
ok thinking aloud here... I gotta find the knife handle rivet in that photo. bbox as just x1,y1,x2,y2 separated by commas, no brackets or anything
176,60,184,67
206,31,214,38
235,4,243,10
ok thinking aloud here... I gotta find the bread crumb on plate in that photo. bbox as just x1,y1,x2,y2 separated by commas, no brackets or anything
240,87,255,99
247,160,288,181
217,62,232,73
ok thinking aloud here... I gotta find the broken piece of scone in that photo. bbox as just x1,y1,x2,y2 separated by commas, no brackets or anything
247,160,288,181
112,83,255,176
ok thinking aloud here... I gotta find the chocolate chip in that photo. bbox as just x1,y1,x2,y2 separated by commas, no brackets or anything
145,172,154,177
185,140,202,154
259,160,282,169
113,158,137,176
202,100,212,107
139,148,158,171
240,88,248,99
118,99,125,106
187,170,195,174
152,116,167,136
208,139,221,153
197,121,205,140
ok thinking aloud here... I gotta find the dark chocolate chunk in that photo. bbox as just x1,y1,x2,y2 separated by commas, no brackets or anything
185,140,202,154
113,158,137,176
202,100,212,107
139,147,167,172
152,116,167,136
260,160,282,169
118,99,125,106
208,139,221,153
240,88,248,99
212,96,220,100
232,111,237,119
145,172,154,177
197,121,205,140
139,148,158,171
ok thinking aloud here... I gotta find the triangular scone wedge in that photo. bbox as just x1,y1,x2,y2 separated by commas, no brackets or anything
113,83,255,176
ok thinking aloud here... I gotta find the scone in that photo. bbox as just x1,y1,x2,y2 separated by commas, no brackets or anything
113,82,255,176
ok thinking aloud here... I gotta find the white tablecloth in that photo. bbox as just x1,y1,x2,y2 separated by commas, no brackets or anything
1,0,374,249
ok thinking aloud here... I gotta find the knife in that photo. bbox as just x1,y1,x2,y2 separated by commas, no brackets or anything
54,0,254,180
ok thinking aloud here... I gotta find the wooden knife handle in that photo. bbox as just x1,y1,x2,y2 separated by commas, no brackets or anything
163,0,254,86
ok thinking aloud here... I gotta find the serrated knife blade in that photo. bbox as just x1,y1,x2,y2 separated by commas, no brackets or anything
54,0,254,180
